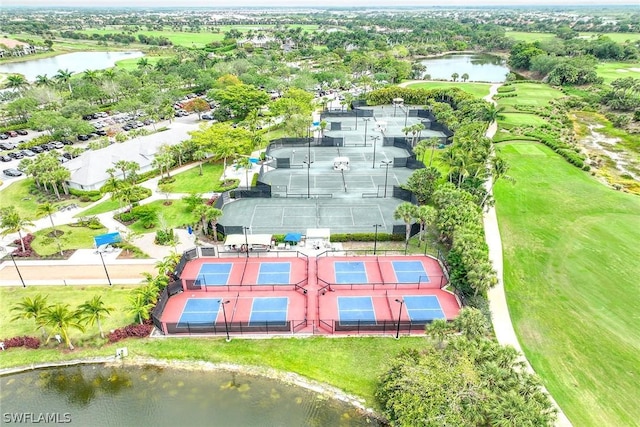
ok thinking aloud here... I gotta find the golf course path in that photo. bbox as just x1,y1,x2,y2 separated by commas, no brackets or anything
483,84,572,426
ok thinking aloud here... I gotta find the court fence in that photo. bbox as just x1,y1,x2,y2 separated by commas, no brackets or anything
160,319,433,337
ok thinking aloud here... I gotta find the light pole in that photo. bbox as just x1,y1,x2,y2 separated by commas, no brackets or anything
303,157,313,199
404,107,409,127
381,160,392,198
395,298,404,339
9,253,25,287
219,300,231,342
354,107,358,130
371,135,380,169
373,224,382,255
362,118,370,147
243,226,250,258
98,251,112,286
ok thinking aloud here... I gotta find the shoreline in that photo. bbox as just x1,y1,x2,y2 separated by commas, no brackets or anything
0,355,387,424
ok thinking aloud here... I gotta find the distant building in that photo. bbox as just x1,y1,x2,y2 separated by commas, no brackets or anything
0,38,43,58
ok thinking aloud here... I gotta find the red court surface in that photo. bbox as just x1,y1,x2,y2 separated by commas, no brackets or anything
157,253,460,337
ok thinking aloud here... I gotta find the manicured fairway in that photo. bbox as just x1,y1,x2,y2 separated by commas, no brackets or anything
499,112,549,128
407,81,491,98
497,83,565,109
506,31,557,42
494,141,640,427
579,32,640,43
595,61,640,84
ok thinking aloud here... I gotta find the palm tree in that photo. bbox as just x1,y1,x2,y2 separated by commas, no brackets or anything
461,73,469,82
193,149,208,176
78,296,113,339
11,294,50,338
453,308,489,340
393,202,418,250
481,104,505,124
425,318,451,349
41,303,85,350
6,74,28,93
481,156,512,208
451,72,459,82
155,252,180,277
83,69,100,83
204,206,223,242
127,293,154,325
35,74,53,87
36,202,63,256
54,68,73,93
0,207,35,253
416,205,436,245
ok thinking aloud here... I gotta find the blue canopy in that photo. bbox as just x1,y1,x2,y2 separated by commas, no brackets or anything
284,232,302,242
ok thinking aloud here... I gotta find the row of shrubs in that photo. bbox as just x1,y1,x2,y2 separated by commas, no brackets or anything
330,233,404,242
1,335,41,349
107,322,153,343
11,234,35,257
525,131,590,171
69,188,102,202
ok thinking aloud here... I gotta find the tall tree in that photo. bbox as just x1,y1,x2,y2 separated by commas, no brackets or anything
41,303,85,350
393,202,418,249
78,295,113,339
54,68,73,93
11,294,50,338
36,202,63,256
0,206,35,253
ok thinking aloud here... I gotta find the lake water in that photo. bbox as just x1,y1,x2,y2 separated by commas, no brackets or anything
418,53,510,83
0,51,144,81
0,364,378,426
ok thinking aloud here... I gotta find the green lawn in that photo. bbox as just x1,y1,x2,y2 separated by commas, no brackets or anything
494,141,640,426
497,83,565,108
129,199,198,234
499,112,550,129
78,198,120,217
506,31,558,42
0,286,137,345
0,179,90,219
170,162,226,193
579,32,640,43
31,224,107,256
406,81,491,98
595,61,640,83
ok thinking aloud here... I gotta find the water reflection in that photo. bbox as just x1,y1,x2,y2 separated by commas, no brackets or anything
1,365,378,426
418,53,510,82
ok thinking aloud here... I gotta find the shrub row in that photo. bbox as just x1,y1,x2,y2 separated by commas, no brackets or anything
1,335,41,349
494,93,517,99
107,323,153,343
330,233,404,242
69,188,102,202
497,85,516,93
525,131,590,171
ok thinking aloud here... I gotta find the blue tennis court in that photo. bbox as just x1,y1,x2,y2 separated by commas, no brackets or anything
337,296,376,325
249,297,288,326
334,261,368,284
403,296,445,321
257,262,291,284
196,263,232,286
392,261,429,283
178,298,220,326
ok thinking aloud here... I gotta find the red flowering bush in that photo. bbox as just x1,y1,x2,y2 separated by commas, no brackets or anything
2,335,41,350
107,323,153,343
11,234,35,257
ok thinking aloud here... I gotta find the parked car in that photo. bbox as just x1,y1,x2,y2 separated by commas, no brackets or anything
7,151,24,159
7,131,18,137
0,134,8,140
96,130,107,136
201,113,215,120
20,149,36,157
143,119,155,126
16,129,28,136
58,156,69,164
0,155,12,162
3,168,23,177
30,145,44,153
0,142,16,150
50,141,64,149
77,134,90,141
61,139,74,145
122,124,133,131
39,144,52,151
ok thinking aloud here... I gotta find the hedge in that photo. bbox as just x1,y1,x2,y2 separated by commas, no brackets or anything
69,187,102,202
525,131,589,170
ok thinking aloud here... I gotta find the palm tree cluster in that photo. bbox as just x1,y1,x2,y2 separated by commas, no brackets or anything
10,294,113,350
18,152,72,200
129,253,180,324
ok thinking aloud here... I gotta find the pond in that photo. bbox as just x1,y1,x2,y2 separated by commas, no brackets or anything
418,53,510,83
0,364,379,426
0,51,144,81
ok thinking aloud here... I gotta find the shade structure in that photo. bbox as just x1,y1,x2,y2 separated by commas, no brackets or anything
284,232,303,243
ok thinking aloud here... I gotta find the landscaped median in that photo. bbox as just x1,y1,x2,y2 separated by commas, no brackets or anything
494,141,640,426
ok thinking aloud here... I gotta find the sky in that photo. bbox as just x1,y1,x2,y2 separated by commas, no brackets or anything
2,0,637,6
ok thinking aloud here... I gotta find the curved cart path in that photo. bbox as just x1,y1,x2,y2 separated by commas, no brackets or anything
483,84,572,426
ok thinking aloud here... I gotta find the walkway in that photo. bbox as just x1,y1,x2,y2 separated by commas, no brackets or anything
483,84,572,426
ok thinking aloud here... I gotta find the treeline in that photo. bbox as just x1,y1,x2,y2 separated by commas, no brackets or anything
58,31,172,46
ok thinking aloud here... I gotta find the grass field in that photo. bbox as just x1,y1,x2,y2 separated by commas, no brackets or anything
499,112,550,128
0,180,39,219
406,81,491,98
78,198,119,217
497,83,565,109
30,224,107,256
494,141,640,426
579,32,640,43
0,285,137,344
171,162,225,193
128,199,198,234
595,61,640,83
506,31,558,42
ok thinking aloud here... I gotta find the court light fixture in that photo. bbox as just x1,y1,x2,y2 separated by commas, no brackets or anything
219,300,231,342
395,299,404,340
9,252,25,287
373,224,382,255
381,160,392,198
